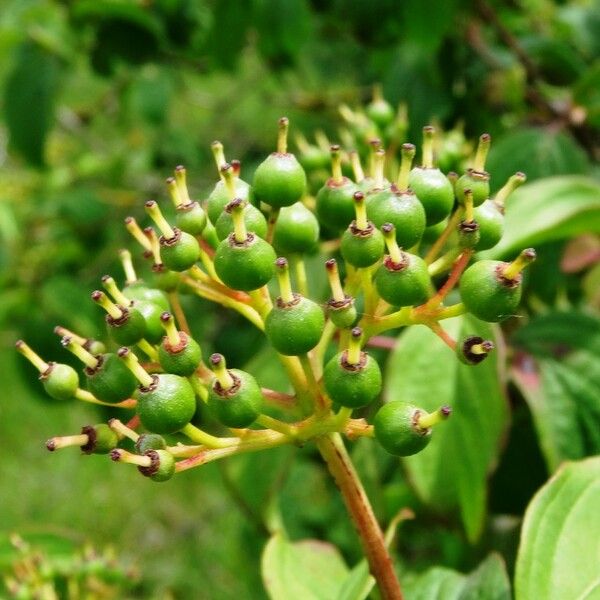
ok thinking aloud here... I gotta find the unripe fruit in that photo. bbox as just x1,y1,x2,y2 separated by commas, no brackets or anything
134,299,165,344
150,264,180,293
455,169,490,207
138,449,176,482
457,220,480,249
459,249,536,322
136,373,196,434
327,297,357,329
176,201,207,236
41,363,79,401
80,424,119,455
374,402,441,456
207,178,251,225
273,202,320,255
473,200,504,250
366,86,395,128
208,355,262,428
266,294,325,356
86,353,137,404
158,323,202,377
323,328,382,408
135,433,167,455
159,228,200,272
252,118,306,208
408,168,454,226
215,203,267,241
457,336,495,365
123,282,170,312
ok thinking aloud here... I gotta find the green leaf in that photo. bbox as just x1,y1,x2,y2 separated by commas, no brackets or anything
385,315,509,541
480,176,600,260
511,311,600,471
262,533,349,600
4,41,62,166
515,457,600,600
573,60,600,128
404,553,511,600
486,129,590,193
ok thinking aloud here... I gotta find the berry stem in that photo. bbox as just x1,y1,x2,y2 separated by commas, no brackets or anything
137,339,159,362
349,150,365,182
119,249,138,285
381,224,403,265
61,336,99,370
74,387,136,408
502,248,536,280
175,165,192,205
221,163,236,200
424,208,464,265
473,133,491,172
422,250,473,311
145,201,176,241
373,148,386,189
256,414,297,438
417,406,452,430
124,217,152,252
396,144,415,191
330,145,344,184
463,189,474,223
346,327,364,366
275,257,295,303
144,228,163,266
53,326,88,348
325,259,346,303
102,275,130,307
209,353,235,390
277,117,289,154
266,207,280,245
211,141,226,178
91,290,124,320
316,433,403,600
46,434,89,452
294,132,311,154
15,340,49,373
181,423,240,449
228,199,248,244
108,418,139,442
299,354,327,413
470,341,494,355
421,126,435,169
495,171,526,208
353,192,369,231
427,322,457,351
118,347,154,388
291,255,308,297
160,312,181,347
166,176,183,208
168,291,191,335
111,449,153,468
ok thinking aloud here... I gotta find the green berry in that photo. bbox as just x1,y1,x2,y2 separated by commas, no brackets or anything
106,305,146,346
176,201,207,236
374,239,431,307
80,424,119,455
158,330,202,376
123,282,170,312
215,203,267,241
367,188,426,249
341,222,385,268
265,293,325,356
459,250,535,322
408,167,454,226
455,169,490,207
135,373,196,434
208,355,262,428
457,220,481,249
374,402,434,456
86,352,137,404
473,200,504,250
135,433,167,454
214,232,276,292
41,363,79,401
366,89,395,128
422,219,447,245
159,228,200,272
138,449,176,482
273,202,319,255
134,299,165,344
327,297,357,329
207,178,251,224
150,265,180,292
316,177,358,232
323,329,382,408
252,118,306,208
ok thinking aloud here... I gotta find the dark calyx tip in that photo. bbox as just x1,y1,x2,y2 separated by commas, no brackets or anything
325,258,337,270
481,340,495,352
423,125,435,133
211,140,221,147
231,159,241,168
351,327,362,339
353,191,365,202
226,197,244,211
46,439,56,452
441,405,452,417
402,142,415,151
210,353,223,366
15,339,24,349
481,133,491,141
220,162,232,173
144,200,156,208
60,336,71,347
91,290,102,301
279,116,289,125
110,449,122,462
166,176,176,184
369,138,381,148
124,216,134,224
160,311,172,322
382,223,394,233
330,144,340,152
117,347,130,358
101,274,110,282
523,248,536,260
175,165,185,172
275,257,288,268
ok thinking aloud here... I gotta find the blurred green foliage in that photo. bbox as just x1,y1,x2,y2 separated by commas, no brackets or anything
1,0,599,598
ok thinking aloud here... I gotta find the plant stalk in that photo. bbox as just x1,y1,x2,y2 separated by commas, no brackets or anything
316,433,403,600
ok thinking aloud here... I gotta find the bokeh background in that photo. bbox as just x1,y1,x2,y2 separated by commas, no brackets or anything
1,0,599,598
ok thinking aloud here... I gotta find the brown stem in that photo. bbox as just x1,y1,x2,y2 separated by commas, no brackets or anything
316,433,402,600
420,250,472,312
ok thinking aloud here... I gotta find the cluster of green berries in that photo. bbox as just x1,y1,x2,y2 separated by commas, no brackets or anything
16,103,535,482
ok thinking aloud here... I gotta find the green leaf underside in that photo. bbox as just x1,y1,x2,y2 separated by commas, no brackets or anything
511,311,600,471
385,315,509,541
515,457,600,600
261,533,349,600
404,553,511,600
480,176,600,260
